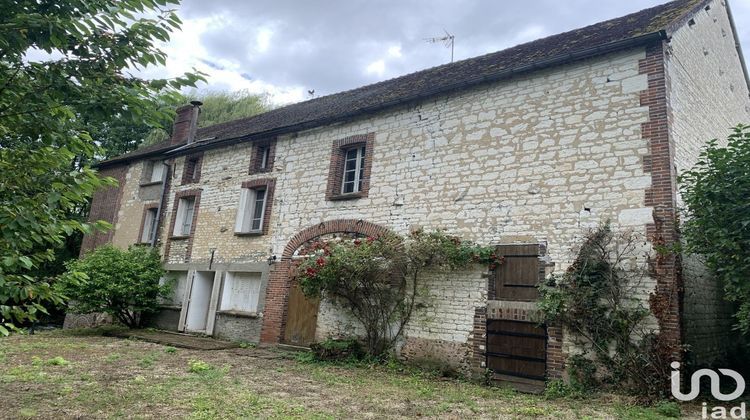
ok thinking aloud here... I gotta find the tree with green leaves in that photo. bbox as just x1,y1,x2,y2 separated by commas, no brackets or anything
0,0,203,335
59,245,167,328
190,89,271,129
680,124,750,334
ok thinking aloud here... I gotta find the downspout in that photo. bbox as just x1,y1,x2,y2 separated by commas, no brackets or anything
150,161,170,247
726,0,750,98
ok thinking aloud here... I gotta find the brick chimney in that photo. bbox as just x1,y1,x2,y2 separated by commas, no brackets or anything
170,100,202,145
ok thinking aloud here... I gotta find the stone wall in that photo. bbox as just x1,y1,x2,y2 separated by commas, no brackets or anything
666,0,750,366
90,42,694,374
145,46,660,372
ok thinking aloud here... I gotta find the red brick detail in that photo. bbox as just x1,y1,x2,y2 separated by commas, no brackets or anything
238,178,276,236
639,42,683,361
164,188,201,263
249,139,277,175
260,219,393,343
546,326,564,379
170,104,199,145
325,133,375,201
136,203,160,244
80,165,128,255
470,308,487,373
181,153,203,185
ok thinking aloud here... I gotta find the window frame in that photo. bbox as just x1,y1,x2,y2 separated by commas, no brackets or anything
142,160,167,185
326,133,375,201
139,206,159,244
168,190,201,240
181,153,203,185
249,139,276,174
234,178,276,236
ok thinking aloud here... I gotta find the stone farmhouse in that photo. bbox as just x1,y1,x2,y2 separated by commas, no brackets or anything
74,0,749,388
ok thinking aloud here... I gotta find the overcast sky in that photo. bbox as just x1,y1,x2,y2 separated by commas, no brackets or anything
149,0,750,105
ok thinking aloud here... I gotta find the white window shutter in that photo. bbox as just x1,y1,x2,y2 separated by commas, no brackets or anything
174,199,185,236
151,162,165,182
234,188,249,233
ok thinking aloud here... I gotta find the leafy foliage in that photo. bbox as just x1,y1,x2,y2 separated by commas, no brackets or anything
679,124,750,334
538,224,672,401
190,89,271,129
59,245,167,328
0,0,203,334
297,230,503,356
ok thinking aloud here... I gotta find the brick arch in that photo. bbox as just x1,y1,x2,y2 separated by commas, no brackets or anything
281,219,393,259
260,219,393,343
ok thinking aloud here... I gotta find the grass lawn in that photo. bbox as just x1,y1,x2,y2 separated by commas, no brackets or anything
0,329,695,419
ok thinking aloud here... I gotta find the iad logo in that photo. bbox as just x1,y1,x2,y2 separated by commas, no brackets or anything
671,362,747,419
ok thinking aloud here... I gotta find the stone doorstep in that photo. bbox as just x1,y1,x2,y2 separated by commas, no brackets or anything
106,329,239,350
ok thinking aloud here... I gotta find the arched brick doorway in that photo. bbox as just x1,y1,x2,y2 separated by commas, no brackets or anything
259,219,393,344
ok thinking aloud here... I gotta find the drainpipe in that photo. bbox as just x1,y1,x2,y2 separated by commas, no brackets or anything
150,161,170,247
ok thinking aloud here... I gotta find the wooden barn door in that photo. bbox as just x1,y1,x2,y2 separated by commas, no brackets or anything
486,320,547,392
494,244,541,301
283,282,320,346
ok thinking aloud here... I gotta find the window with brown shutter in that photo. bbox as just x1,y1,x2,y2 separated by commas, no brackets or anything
493,244,542,301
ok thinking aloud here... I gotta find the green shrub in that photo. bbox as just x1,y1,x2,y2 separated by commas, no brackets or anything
653,401,681,418
188,359,212,373
310,338,364,362
680,124,750,334
164,346,177,354
45,356,70,366
59,245,167,328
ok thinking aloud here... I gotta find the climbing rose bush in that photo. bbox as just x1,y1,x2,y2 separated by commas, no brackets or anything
296,230,503,356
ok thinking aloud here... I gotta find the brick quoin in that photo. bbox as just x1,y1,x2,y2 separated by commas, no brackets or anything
639,41,683,361
260,219,392,343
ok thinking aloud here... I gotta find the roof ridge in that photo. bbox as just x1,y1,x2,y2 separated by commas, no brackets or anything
193,0,699,138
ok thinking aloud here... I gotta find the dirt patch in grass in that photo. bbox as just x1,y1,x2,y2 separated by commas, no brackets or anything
0,330,701,419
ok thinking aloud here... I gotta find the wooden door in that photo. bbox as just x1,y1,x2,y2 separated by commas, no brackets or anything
283,282,320,346
486,320,547,390
494,244,541,301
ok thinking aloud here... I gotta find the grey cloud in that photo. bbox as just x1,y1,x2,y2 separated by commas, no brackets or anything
178,0,750,97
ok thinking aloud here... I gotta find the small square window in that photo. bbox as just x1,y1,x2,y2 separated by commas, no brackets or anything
220,272,262,313
173,196,196,237
140,207,159,243
148,161,166,183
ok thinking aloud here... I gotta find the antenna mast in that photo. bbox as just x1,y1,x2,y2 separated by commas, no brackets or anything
425,29,455,63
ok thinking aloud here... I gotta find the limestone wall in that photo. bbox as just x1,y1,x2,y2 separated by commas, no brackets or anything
666,0,750,366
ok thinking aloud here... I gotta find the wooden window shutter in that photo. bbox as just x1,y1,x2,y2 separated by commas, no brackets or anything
494,244,541,301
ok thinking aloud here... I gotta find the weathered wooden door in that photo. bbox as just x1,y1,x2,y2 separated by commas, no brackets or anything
494,244,541,301
283,282,320,346
486,319,547,391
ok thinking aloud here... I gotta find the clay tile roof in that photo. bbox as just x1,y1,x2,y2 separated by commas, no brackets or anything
102,0,706,165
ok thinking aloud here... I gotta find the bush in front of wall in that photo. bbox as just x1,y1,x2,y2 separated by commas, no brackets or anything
59,245,168,328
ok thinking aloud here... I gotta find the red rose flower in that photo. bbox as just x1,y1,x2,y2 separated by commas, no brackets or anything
316,257,326,267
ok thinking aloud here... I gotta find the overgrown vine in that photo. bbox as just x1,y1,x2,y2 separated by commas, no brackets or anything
296,229,502,357
538,223,674,401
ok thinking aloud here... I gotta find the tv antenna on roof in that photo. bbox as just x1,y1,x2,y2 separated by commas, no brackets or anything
425,29,455,63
